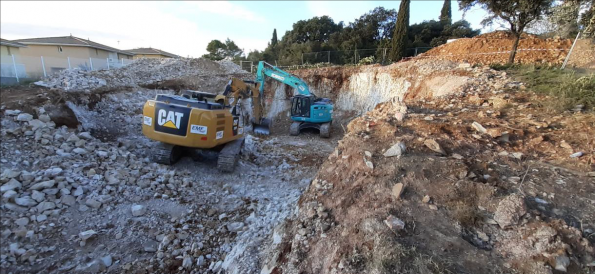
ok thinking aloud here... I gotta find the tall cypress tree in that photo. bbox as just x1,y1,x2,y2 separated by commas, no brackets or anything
271,29,278,46
390,0,410,62
440,0,452,24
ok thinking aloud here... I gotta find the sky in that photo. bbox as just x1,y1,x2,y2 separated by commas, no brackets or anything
1,1,492,58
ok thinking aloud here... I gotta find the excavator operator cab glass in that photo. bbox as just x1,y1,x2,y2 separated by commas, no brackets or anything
291,96,311,118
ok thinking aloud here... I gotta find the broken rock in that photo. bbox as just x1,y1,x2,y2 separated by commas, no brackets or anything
494,194,526,228
131,204,146,217
384,215,405,231
424,139,446,155
392,183,404,200
383,142,406,157
1,179,22,192
16,113,33,122
471,122,487,134
79,230,97,241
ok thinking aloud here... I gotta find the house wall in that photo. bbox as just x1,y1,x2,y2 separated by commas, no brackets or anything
19,45,94,77
1,45,25,85
1,45,22,63
118,53,133,60
133,54,168,59
18,45,133,77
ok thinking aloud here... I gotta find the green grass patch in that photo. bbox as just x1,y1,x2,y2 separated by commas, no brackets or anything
499,64,595,112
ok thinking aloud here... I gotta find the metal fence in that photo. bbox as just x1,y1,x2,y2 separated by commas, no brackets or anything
0,54,135,85
298,47,432,66
562,32,595,72
232,47,434,72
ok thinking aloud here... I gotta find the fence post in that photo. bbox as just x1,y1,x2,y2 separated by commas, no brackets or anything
107,58,110,69
41,56,47,77
301,53,304,65
327,51,330,64
562,31,581,69
121,58,124,65
67,57,71,69
11,54,19,83
89,58,94,71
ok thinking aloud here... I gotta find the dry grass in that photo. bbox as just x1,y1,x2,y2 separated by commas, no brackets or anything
493,64,595,112
366,234,449,274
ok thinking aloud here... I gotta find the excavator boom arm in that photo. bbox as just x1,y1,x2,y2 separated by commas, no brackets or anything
255,61,314,98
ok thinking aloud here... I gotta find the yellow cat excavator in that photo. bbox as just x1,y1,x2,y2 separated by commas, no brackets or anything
141,78,269,172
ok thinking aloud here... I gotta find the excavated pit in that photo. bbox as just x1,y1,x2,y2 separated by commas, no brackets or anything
2,58,594,274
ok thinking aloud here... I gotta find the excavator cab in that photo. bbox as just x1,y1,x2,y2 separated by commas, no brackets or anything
291,95,312,118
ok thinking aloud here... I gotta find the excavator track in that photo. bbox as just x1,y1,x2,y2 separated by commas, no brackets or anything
320,122,331,138
217,138,244,172
290,121,301,136
152,143,182,165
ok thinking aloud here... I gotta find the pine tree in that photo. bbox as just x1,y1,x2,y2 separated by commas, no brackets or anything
271,29,278,47
389,0,410,62
440,0,452,24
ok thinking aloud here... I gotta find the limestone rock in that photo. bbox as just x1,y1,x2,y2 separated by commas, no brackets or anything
383,142,406,157
17,113,33,122
494,194,526,228
131,204,146,217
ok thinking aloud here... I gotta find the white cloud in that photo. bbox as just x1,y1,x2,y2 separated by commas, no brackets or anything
188,1,266,23
0,1,259,57
306,1,332,18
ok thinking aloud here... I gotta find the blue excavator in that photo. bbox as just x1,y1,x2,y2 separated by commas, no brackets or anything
254,61,333,138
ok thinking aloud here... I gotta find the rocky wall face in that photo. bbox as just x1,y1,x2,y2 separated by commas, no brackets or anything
261,60,481,132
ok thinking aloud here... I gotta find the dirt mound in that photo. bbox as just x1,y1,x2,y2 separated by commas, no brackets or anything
420,30,578,66
34,58,250,92
262,69,595,273
262,59,519,136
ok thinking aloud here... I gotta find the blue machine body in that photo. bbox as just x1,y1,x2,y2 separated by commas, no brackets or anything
255,61,333,124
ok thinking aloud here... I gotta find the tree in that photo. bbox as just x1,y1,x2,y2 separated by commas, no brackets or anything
275,16,343,65
390,0,410,62
202,38,244,61
583,0,595,38
271,29,278,46
460,0,553,64
440,0,452,24
328,7,397,63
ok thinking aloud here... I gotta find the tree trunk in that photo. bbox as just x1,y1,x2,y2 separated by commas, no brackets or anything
508,33,521,64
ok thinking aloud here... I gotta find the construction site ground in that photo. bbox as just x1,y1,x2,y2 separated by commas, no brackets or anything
1,53,594,274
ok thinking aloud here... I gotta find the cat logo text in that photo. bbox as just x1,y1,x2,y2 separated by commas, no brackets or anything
157,109,184,129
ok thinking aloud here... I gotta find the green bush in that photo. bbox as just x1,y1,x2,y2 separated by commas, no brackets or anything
506,65,595,112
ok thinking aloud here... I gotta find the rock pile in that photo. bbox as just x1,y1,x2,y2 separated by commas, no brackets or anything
263,59,595,274
35,58,248,92
419,30,579,65
0,107,250,272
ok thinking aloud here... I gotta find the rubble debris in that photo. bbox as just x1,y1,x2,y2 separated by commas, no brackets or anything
494,194,527,228
383,141,406,157
34,58,249,92
424,139,446,155
392,183,404,200
384,215,405,231
131,204,146,217
471,121,487,134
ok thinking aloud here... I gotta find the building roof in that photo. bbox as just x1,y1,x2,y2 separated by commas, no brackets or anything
13,36,134,56
124,47,180,58
0,38,27,48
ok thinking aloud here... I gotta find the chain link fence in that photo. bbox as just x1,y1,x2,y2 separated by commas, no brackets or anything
562,32,595,72
1,54,135,85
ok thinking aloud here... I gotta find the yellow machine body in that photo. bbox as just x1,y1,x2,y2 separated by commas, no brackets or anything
142,94,244,149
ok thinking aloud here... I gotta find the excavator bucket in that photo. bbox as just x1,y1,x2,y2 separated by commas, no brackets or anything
253,118,271,135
